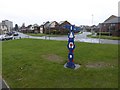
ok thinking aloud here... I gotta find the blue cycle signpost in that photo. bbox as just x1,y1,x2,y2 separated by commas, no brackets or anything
64,25,80,69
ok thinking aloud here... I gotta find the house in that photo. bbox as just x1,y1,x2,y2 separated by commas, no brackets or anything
39,21,49,34
99,15,120,36
39,25,44,34
59,21,71,34
48,21,59,34
42,20,72,34
91,25,99,33
43,21,59,34
104,15,117,23
49,21,59,29
33,24,40,34
74,26,81,33
26,25,34,33
20,23,40,34
81,25,91,32
20,23,27,33
2,20,13,32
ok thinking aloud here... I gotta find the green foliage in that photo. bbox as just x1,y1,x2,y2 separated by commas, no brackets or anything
2,39,118,88
27,33,67,37
27,33,46,37
97,32,112,36
87,34,120,40
14,24,19,31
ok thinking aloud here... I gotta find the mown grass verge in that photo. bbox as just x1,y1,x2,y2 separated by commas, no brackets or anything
87,34,120,40
2,39,118,88
26,33,67,37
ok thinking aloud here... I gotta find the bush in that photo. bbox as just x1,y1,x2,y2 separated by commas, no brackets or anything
97,32,112,36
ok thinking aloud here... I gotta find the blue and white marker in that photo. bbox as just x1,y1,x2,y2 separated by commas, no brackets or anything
64,25,80,69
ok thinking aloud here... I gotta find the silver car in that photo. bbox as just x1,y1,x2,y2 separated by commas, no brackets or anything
0,34,13,41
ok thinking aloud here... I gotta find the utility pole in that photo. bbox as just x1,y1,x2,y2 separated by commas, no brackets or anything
109,26,111,36
99,23,101,44
91,14,94,33
49,26,50,40
91,14,94,43
44,22,47,40
92,14,94,25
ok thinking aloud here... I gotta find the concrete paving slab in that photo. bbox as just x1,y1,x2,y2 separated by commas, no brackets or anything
64,63,81,70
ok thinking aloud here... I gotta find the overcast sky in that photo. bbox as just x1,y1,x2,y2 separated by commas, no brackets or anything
0,0,119,26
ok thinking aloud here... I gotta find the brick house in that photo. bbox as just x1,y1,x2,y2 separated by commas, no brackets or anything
43,21,59,34
99,15,120,36
59,21,71,34
39,25,44,34
20,24,41,33
42,21,71,34
33,24,40,34
20,23,27,33
26,25,34,33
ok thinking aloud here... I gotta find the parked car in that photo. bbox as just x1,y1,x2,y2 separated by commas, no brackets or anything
13,33,19,36
6,32,19,36
6,32,13,36
0,34,13,41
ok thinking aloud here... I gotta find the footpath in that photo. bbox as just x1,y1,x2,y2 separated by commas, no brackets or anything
0,76,10,90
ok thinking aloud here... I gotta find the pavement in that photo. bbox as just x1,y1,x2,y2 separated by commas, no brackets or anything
0,76,10,90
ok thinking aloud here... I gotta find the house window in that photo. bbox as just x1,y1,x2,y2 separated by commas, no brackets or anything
104,24,106,26
111,24,116,26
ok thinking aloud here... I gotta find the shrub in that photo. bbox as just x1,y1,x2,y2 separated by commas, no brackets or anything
97,32,112,36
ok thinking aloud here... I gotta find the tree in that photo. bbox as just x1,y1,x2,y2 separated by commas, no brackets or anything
14,24,19,31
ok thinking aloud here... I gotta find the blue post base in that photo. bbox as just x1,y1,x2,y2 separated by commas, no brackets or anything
64,63,81,70
66,62,75,69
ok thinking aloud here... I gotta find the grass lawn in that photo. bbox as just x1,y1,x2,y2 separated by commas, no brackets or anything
2,39,118,88
87,34,120,40
26,33,46,37
27,33,67,37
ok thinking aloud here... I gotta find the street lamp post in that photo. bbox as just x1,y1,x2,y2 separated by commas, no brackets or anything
45,27,47,40
99,23,101,44
49,26,50,40
109,25,111,36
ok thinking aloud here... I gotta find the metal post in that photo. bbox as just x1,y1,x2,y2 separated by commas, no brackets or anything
45,28,46,40
66,25,75,68
99,24,101,44
64,25,80,69
92,14,94,26
109,25,111,36
91,14,94,43
49,26,50,40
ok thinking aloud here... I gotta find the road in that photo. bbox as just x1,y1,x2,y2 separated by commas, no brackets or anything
75,32,119,44
17,32,119,44
0,31,119,44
